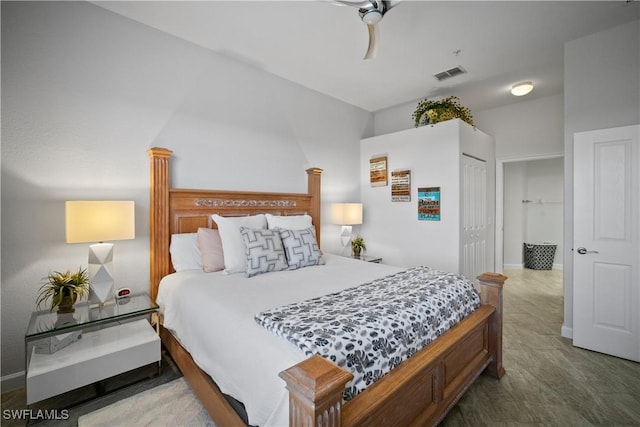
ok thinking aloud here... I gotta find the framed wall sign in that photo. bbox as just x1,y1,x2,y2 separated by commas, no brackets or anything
418,187,441,221
370,156,388,187
391,169,411,202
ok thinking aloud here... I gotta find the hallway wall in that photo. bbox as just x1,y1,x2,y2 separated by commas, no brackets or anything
504,157,564,269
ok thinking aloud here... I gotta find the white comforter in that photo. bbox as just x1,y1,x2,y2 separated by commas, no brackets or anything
157,254,401,426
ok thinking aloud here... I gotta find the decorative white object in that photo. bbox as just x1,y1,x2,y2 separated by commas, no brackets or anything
65,201,135,304
331,203,363,246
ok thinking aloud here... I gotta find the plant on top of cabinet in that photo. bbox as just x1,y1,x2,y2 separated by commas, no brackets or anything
412,96,474,127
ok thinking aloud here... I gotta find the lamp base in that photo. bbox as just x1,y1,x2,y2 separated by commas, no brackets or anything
88,242,115,304
340,225,353,247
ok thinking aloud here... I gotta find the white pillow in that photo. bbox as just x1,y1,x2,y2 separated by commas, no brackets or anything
212,214,267,274
169,233,202,272
265,213,312,230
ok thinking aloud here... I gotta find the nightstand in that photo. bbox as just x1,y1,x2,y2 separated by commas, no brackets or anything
350,254,382,263
25,292,160,405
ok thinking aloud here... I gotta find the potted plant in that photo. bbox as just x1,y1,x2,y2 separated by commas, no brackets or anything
412,96,474,128
351,236,366,257
36,268,90,313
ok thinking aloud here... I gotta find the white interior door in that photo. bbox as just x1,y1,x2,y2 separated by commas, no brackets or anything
462,154,488,280
573,124,639,362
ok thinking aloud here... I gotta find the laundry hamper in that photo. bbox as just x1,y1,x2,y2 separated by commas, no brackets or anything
523,242,557,270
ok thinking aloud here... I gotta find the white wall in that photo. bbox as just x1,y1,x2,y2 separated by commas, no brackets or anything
473,95,564,160
503,163,526,267
503,158,564,268
1,2,372,386
359,120,494,274
563,19,640,338
524,158,563,264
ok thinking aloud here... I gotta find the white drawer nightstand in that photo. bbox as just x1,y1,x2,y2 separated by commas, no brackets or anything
25,292,160,405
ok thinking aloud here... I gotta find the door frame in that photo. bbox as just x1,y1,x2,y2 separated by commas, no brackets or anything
494,152,564,274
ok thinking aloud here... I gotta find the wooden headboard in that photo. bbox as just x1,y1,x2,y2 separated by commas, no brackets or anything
147,147,323,300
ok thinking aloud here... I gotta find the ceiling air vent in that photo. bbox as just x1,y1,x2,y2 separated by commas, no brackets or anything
434,66,466,81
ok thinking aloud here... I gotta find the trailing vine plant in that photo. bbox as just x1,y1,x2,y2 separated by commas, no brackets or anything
412,96,474,128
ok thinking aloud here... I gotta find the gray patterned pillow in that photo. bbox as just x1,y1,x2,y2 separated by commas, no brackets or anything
279,227,325,270
239,227,288,277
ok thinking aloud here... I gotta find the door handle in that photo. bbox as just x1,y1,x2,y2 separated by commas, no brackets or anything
577,247,599,255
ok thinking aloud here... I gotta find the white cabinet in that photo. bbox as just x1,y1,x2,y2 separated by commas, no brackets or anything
360,119,495,278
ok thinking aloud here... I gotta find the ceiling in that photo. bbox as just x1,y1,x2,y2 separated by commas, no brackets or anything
94,1,639,113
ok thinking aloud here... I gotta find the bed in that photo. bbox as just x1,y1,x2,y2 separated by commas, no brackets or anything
148,147,506,427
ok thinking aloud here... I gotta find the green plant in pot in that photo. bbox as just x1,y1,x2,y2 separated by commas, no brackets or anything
351,236,366,257
412,96,474,127
36,268,90,313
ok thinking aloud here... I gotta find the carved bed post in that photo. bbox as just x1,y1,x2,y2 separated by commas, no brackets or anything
280,355,353,427
148,147,173,301
476,272,507,379
306,167,323,246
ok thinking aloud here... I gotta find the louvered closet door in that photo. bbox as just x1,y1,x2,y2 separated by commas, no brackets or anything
462,154,488,280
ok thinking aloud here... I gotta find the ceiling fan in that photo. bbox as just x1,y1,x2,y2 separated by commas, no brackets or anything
334,0,399,60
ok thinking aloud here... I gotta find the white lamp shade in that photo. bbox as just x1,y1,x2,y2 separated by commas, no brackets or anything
66,200,134,304
66,201,135,243
331,203,363,225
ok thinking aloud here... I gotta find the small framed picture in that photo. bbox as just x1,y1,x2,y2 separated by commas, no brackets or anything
418,187,441,220
370,156,388,187
391,170,411,202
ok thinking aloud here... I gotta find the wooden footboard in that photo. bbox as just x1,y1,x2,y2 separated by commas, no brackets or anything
280,272,506,427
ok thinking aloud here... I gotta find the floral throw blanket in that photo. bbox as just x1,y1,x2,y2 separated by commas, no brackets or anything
255,267,481,400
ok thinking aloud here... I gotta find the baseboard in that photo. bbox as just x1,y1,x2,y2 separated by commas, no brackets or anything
503,264,523,270
1,371,24,393
561,325,573,339
503,263,564,271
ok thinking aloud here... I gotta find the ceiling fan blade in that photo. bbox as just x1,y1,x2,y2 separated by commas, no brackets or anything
363,23,379,60
332,0,375,7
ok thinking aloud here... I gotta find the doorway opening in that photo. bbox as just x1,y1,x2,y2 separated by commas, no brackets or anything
495,154,564,273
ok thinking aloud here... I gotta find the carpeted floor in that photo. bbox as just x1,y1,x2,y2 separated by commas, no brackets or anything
77,378,214,427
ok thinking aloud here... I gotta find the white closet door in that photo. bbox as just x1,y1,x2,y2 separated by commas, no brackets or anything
462,154,488,280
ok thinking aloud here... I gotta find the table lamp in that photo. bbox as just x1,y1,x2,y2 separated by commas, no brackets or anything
331,203,363,246
65,201,135,304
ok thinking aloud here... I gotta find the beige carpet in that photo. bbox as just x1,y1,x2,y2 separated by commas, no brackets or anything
78,378,215,427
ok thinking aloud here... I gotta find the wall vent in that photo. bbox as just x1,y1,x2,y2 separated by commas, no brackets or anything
434,66,466,81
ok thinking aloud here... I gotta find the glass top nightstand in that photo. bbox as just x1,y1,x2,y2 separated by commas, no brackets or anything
350,254,382,263
26,292,158,340
25,292,161,406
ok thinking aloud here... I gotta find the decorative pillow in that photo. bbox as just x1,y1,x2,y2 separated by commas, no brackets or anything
197,228,225,273
169,233,202,272
239,227,288,277
211,214,267,274
265,213,313,230
279,227,325,270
